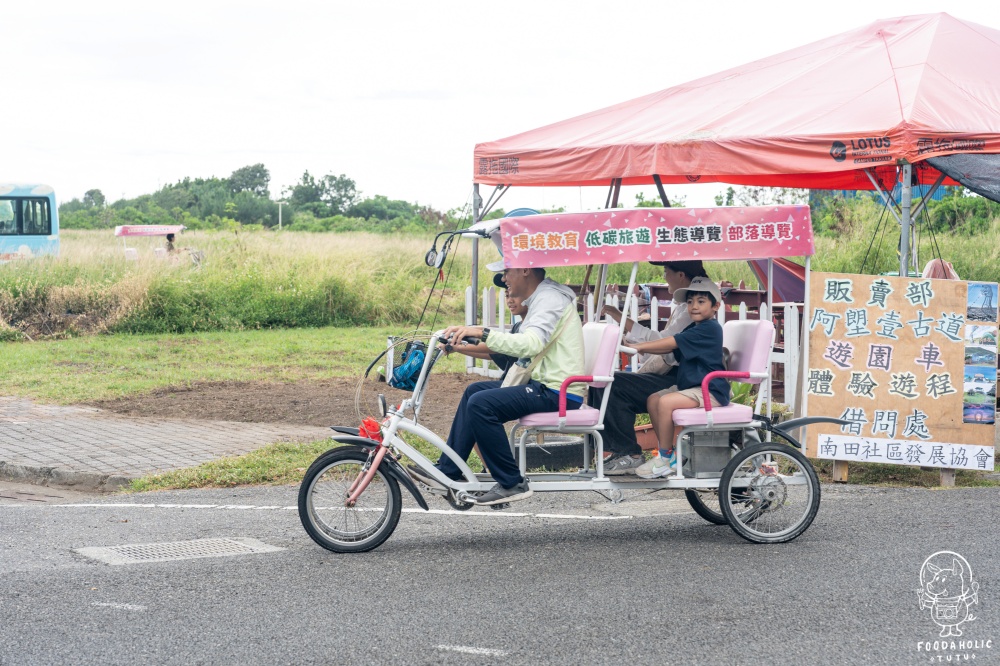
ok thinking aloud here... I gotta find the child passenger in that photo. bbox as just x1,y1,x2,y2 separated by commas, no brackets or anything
629,276,730,478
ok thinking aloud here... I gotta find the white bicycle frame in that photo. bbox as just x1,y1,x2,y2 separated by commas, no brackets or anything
371,327,792,502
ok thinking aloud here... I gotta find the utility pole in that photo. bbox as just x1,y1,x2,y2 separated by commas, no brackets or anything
277,200,288,230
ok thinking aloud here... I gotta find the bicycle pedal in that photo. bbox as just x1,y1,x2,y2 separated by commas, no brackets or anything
490,502,511,511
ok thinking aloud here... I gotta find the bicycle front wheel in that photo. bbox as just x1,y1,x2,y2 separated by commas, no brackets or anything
720,443,820,544
298,447,402,553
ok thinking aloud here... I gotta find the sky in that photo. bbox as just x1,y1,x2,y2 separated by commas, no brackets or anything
5,0,1000,215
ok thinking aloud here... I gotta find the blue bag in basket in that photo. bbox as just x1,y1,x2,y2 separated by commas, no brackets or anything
389,342,426,391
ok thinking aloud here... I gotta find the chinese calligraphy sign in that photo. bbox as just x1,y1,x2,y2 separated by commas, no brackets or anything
807,273,997,471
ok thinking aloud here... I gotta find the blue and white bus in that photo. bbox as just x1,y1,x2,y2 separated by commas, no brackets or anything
0,183,59,261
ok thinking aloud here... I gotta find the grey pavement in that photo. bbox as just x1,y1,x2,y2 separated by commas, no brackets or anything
2,483,999,665
0,397,332,491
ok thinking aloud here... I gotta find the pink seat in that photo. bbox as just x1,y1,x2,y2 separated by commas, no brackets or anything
673,403,752,426
516,322,619,429
519,405,602,427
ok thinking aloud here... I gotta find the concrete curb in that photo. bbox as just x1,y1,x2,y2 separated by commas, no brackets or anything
0,461,133,493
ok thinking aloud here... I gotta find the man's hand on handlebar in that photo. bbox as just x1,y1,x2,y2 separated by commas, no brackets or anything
438,325,484,353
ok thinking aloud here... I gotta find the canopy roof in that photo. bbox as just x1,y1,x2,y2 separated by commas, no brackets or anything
474,13,1000,191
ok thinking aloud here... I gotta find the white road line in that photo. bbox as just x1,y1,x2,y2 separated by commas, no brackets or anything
91,602,146,611
436,645,509,657
535,512,632,520
45,503,634,520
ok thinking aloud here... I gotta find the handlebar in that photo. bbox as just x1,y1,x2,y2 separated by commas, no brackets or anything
438,335,482,353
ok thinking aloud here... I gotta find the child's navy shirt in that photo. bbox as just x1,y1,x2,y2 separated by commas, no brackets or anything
673,319,730,406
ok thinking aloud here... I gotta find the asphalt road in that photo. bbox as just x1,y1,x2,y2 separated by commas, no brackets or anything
1,482,997,666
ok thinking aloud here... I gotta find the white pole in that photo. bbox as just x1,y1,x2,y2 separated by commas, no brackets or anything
277,200,287,230
900,163,912,276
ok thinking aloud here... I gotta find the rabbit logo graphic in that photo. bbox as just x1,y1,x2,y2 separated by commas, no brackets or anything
918,551,979,637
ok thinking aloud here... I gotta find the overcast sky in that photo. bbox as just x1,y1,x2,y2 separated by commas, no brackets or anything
5,1,1000,214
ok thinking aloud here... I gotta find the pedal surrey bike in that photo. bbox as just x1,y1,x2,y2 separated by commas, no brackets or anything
298,206,846,553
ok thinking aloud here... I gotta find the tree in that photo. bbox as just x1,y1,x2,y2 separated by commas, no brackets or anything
348,194,416,221
285,171,360,216
286,171,324,209
714,187,736,207
321,173,359,215
713,186,807,207
229,164,270,198
83,189,106,208
634,192,686,208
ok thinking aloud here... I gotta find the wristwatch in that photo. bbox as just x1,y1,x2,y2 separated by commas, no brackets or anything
481,328,491,343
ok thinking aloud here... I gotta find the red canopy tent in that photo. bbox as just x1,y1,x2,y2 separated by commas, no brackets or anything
471,12,1000,283
474,13,1000,191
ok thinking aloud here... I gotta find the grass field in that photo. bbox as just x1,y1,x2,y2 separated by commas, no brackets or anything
0,325,469,403
4,211,1000,340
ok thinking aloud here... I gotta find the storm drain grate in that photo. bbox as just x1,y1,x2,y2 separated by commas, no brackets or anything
75,537,284,565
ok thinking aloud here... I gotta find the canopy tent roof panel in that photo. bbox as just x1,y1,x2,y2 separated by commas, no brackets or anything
474,13,1000,191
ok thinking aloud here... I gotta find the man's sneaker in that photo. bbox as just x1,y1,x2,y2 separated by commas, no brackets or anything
406,464,447,491
472,480,533,505
635,452,678,479
603,455,644,476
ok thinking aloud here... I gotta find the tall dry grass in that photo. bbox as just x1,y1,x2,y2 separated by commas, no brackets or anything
0,230,467,338
2,216,998,340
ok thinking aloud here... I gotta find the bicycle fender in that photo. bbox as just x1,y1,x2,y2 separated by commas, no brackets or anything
324,437,430,512
328,435,380,448
378,457,430,512
330,426,361,436
774,417,852,434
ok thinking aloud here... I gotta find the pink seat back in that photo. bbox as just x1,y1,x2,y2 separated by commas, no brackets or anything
722,319,774,384
582,322,619,388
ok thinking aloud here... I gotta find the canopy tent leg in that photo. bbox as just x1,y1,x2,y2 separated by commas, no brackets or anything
864,168,903,225
479,184,508,219
866,165,949,276
605,178,622,209
798,256,810,432
652,174,671,207
580,263,595,319
766,258,774,436
900,163,913,276
617,262,640,372
470,184,483,326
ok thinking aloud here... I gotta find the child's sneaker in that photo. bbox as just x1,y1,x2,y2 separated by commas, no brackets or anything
636,451,677,479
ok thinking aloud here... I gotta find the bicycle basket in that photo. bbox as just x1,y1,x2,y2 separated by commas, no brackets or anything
388,340,428,391
355,332,437,422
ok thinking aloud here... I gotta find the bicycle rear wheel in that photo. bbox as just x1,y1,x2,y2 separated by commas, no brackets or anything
684,489,727,525
720,443,820,544
298,447,402,553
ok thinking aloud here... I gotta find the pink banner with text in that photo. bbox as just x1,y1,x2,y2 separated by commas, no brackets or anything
498,206,813,268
